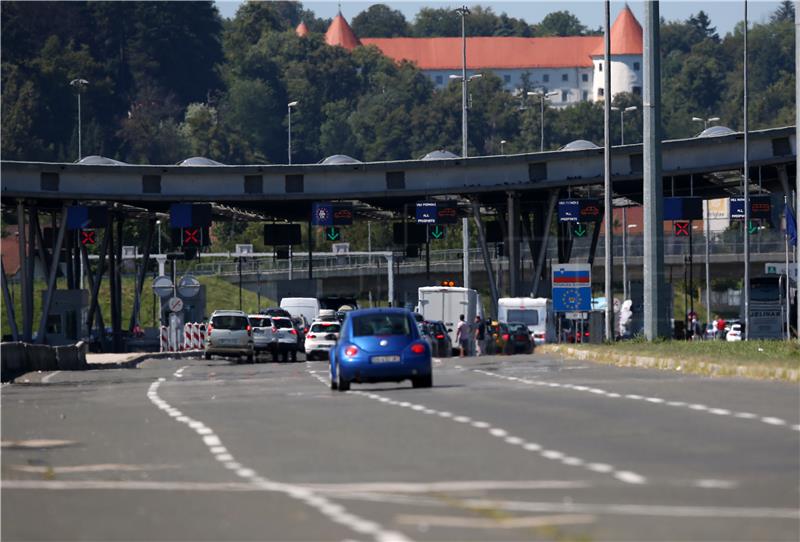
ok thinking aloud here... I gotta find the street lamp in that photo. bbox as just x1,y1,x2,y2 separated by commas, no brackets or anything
611,105,637,145
500,140,507,154
527,90,558,152
156,220,162,255
287,101,298,165
455,5,471,291
69,78,89,161
692,116,720,131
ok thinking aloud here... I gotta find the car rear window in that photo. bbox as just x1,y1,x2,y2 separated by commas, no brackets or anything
310,323,340,333
249,317,270,327
510,323,529,334
352,314,411,337
272,318,293,329
211,315,248,330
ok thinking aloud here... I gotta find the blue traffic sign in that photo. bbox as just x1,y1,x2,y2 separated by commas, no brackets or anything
552,263,592,312
558,199,601,223
416,202,437,224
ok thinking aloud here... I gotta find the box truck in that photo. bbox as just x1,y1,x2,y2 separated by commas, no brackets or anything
417,286,482,354
498,297,555,345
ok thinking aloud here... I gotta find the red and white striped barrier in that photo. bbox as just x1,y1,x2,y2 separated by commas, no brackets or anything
160,326,170,352
183,323,192,351
198,324,207,349
178,323,207,351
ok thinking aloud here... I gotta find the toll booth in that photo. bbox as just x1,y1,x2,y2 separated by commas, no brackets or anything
40,289,89,346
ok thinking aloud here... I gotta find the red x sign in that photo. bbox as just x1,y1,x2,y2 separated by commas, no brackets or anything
183,228,200,246
80,229,96,245
674,221,690,237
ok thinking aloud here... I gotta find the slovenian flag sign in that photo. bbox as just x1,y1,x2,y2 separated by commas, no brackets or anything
553,268,590,283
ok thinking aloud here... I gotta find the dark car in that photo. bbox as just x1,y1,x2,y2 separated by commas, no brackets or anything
507,322,534,354
421,320,452,358
260,307,292,318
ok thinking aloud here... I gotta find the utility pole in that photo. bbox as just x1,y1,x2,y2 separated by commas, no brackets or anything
603,0,613,341
456,5,471,290
643,0,666,340
743,1,751,340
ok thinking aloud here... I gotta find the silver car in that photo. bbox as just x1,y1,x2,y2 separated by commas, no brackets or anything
304,321,341,360
248,315,274,356
205,310,254,363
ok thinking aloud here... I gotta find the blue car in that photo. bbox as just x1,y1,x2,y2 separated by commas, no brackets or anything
329,308,433,391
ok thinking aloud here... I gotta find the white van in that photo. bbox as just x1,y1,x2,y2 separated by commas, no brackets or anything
280,297,320,324
498,297,555,345
417,286,482,351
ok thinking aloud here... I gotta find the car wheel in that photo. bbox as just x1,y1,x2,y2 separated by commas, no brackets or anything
272,351,279,363
204,352,211,360
247,351,254,363
291,351,297,362
412,374,433,388
337,363,350,392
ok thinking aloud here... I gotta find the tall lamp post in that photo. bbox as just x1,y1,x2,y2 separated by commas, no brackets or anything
527,90,558,152
69,78,89,161
692,115,720,131
612,105,637,301
287,101,298,165
612,105,638,145
455,5,471,291
500,140,507,154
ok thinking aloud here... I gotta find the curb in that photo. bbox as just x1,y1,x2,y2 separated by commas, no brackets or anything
538,344,800,382
89,350,202,370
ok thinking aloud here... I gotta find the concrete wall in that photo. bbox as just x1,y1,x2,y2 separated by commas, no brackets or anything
1,341,88,382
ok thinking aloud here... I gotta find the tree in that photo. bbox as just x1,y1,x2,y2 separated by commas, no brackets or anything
536,11,586,37
688,11,718,41
771,1,795,22
351,4,410,37
412,8,461,37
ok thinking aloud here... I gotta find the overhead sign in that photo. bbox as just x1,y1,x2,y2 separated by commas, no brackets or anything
416,201,458,224
178,275,201,298
552,263,592,312
664,197,703,220
170,226,210,247
152,276,174,298
429,225,446,240
558,199,601,223
393,223,427,245
66,205,109,230
730,195,772,220
170,203,212,228
674,221,690,237
312,203,353,226
264,224,301,246
80,229,96,245
324,227,341,241
572,223,588,237
765,262,798,275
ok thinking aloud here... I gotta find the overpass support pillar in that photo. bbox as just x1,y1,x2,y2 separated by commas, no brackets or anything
532,190,558,298
472,201,499,319
507,192,520,297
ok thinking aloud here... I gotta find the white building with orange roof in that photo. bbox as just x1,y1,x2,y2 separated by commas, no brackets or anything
318,7,643,105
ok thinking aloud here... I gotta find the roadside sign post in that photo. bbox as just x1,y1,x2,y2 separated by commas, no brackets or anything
552,263,592,341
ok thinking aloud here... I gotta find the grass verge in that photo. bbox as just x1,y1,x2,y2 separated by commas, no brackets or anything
539,340,800,382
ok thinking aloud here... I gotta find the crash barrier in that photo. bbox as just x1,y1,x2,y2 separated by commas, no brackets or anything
160,326,170,352
1,341,88,382
182,323,207,351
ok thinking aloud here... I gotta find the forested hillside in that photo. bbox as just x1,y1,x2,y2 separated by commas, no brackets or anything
1,1,795,165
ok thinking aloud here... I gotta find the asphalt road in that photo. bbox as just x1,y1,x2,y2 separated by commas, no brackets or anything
2,351,798,542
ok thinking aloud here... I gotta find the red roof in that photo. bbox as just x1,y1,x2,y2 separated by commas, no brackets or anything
296,21,309,37
325,13,361,50
591,6,643,56
361,36,602,70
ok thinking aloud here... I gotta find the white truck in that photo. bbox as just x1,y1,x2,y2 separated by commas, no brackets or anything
417,286,482,353
280,297,320,324
498,297,555,345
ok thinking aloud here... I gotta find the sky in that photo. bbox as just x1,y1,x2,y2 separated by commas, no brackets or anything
214,1,785,35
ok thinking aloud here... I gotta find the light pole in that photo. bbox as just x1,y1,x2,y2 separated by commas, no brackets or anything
288,101,298,165
612,105,637,145
69,78,89,161
455,5,471,291
691,116,720,131
527,90,558,152
156,220,162,255
500,140,507,154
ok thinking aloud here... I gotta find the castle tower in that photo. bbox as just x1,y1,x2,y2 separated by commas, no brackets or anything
590,5,643,101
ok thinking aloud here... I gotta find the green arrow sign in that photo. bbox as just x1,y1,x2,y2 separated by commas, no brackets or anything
326,227,340,241
430,226,445,240
573,223,587,238
748,220,758,235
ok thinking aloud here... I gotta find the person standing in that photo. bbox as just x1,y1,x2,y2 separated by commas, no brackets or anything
474,315,486,356
456,314,469,357
716,315,726,340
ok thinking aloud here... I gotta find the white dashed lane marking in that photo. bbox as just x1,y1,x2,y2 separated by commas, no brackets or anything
148,376,409,542
472,369,799,433
304,367,647,486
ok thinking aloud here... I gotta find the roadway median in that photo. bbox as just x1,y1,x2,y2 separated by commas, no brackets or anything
538,341,800,382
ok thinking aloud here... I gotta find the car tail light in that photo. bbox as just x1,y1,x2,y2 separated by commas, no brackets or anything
344,345,359,357
584,332,590,337
411,343,425,354
304,327,309,333
207,324,213,333
502,333,510,341
290,328,297,335
435,334,445,339
271,327,278,333
307,334,316,339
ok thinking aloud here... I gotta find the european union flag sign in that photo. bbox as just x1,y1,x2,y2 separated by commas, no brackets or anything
552,263,592,312
312,203,333,226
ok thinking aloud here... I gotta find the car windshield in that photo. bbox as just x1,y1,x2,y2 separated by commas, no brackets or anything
506,309,539,325
211,315,248,330
249,317,270,327
310,323,340,333
352,313,411,337
272,318,293,329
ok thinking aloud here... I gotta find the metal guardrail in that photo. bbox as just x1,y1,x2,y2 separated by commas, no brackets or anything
189,231,790,277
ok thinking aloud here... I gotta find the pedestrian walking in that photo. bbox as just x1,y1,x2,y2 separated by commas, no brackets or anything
474,315,486,356
715,315,726,340
455,314,469,357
